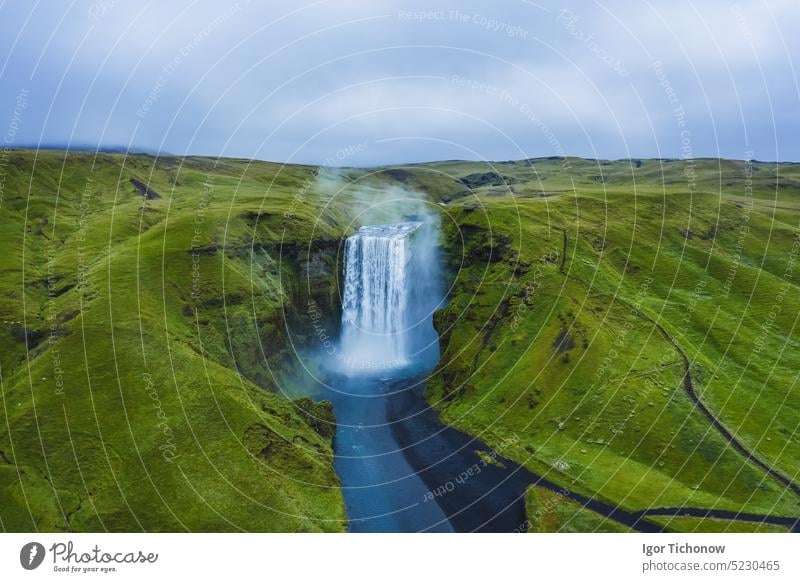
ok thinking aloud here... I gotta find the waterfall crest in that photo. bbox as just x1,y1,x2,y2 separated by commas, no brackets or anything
340,222,422,371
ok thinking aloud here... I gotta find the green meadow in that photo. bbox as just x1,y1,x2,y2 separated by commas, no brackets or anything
0,150,797,531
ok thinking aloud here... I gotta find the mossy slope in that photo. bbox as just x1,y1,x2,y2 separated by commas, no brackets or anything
2,152,798,532
0,151,347,531
421,158,800,524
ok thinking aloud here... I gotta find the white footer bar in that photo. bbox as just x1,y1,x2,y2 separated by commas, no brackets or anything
1,533,797,581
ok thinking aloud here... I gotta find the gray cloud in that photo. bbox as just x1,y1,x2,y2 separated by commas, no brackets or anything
1,0,798,163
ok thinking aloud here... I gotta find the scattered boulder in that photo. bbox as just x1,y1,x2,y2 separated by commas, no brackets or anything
553,327,576,353
10,323,44,349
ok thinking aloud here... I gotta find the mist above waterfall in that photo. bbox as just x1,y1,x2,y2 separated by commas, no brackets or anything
314,166,434,226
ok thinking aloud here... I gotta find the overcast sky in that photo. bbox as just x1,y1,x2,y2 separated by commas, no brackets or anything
1,0,798,164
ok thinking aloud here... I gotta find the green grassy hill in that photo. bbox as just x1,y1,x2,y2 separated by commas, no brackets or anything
1,151,798,532
417,157,800,531
0,151,348,531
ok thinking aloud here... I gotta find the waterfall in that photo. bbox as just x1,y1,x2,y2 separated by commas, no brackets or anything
340,222,422,371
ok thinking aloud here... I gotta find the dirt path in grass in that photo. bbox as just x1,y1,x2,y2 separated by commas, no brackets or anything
559,227,800,497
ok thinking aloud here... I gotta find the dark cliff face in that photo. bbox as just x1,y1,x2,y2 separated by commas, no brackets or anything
196,206,350,396
280,239,344,337
215,240,345,395
277,239,345,373
429,211,511,400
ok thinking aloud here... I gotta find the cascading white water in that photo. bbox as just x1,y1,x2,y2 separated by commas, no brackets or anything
340,222,422,371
